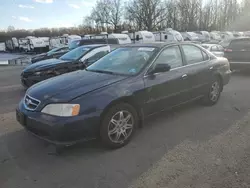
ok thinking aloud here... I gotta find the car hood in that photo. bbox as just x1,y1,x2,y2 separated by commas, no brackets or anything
23,58,70,72
27,70,128,102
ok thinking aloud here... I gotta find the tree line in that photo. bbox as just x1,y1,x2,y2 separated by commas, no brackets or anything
87,0,250,32
0,0,249,42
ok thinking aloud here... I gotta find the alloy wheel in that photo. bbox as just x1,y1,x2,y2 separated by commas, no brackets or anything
210,81,220,102
108,110,134,143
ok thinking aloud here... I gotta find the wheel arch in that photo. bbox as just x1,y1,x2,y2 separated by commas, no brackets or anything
99,96,143,125
213,73,223,92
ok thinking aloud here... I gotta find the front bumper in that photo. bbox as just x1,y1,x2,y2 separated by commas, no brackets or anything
16,100,102,145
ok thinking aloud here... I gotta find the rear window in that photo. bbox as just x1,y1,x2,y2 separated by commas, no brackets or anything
220,40,231,48
230,39,250,49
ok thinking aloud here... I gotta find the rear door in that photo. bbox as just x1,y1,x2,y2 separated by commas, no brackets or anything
143,45,190,115
226,39,250,62
180,44,213,98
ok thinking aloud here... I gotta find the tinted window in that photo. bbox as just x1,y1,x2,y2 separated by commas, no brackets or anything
154,46,183,69
230,39,250,49
182,45,204,64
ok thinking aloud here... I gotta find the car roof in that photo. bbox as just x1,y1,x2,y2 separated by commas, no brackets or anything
119,42,176,48
230,37,250,41
111,41,204,49
202,43,217,47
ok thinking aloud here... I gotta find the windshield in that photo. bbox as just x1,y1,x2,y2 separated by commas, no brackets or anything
69,40,80,50
59,46,89,61
87,47,156,75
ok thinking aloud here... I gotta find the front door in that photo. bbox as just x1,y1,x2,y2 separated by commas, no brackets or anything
143,45,189,116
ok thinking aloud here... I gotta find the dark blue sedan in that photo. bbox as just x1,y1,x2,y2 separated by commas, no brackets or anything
16,42,231,149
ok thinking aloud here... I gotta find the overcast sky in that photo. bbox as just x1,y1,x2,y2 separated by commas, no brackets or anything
0,0,96,30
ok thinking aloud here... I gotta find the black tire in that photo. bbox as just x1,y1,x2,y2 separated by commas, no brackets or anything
100,103,139,149
201,77,222,106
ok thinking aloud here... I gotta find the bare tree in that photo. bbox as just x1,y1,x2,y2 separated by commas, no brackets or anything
7,26,15,32
125,0,167,31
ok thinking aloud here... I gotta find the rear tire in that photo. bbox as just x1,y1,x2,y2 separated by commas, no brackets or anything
100,103,138,149
201,77,222,106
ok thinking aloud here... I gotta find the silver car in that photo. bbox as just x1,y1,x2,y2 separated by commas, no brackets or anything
201,44,225,57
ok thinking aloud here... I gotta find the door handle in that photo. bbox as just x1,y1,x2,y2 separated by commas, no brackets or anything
182,74,188,78
209,66,213,70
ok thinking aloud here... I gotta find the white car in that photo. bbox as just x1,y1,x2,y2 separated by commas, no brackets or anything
201,44,225,57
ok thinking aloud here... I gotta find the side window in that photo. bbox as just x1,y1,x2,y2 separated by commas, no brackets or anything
182,45,204,64
154,46,183,69
87,50,109,64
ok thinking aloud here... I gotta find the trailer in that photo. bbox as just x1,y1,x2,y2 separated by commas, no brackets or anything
125,31,155,43
153,29,183,42
5,37,19,52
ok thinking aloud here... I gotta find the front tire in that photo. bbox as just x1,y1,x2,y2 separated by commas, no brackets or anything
100,103,138,149
201,77,222,106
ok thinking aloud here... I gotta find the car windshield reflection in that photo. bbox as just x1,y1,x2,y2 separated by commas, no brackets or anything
86,47,156,75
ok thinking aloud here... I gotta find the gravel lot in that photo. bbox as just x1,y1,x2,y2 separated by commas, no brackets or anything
0,67,250,188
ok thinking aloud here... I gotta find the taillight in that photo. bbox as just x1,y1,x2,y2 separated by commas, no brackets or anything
224,48,232,52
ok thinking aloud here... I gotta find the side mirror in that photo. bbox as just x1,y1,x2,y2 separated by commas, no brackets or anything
82,58,96,67
150,64,171,74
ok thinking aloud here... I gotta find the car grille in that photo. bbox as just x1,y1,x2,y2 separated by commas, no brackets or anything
24,95,41,111
22,72,33,78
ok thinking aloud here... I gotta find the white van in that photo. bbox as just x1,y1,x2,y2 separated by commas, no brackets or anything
6,37,19,52
29,37,47,52
88,33,131,44
107,33,131,44
39,37,50,49
67,35,81,44
0,43,6,51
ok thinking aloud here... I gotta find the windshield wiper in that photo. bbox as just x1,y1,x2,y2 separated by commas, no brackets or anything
86,69,116,75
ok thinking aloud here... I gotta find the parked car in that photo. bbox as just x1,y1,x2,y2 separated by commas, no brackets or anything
16,42,231,149
21,44,110,88
210,32,222,42
224,38,250,70
194,31,211,42
201,44,225,57
31,46,69,63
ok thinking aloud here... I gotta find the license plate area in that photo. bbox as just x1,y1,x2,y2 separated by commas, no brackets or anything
16,110,27,126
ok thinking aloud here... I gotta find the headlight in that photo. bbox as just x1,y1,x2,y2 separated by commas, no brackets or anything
41,104,80,117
